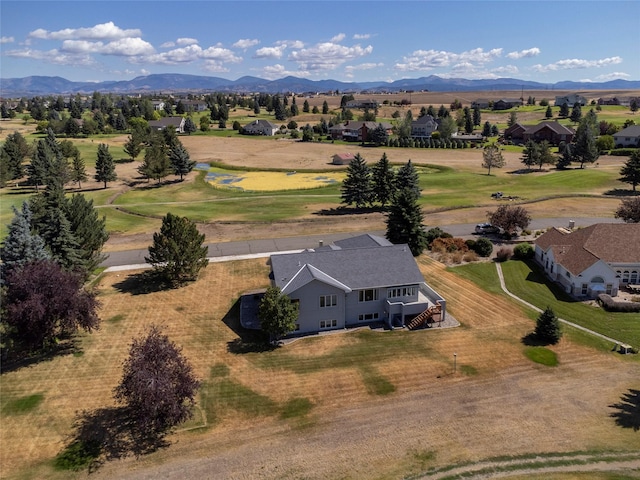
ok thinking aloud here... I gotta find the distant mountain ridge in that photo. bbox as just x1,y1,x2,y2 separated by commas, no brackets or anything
1,73,639,97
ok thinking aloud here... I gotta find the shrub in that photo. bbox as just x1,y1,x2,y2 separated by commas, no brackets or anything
463,251,478,262
597,294,640,312
472,237,493,257
610,148,639,157
430,237,469,253
425,227,452,249
495,247,512,262
513,242,534,259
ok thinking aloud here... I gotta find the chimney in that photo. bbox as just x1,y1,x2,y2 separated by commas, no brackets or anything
569,220,575,230
319,240,324,247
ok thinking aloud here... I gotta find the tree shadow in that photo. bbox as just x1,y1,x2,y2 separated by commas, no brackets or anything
521,332,548,346
112,270,172,295
609,389,640,431
57,406,169,472
603,188,640,197
1,337,82,374
313,205,382,216
222,297,274,354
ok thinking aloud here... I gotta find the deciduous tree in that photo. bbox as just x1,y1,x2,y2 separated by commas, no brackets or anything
2,259,100,353
614,197,640,223
114,326,199,437
145,212,208,285
488,204,531,236
482,144,506,175
258,287,299,341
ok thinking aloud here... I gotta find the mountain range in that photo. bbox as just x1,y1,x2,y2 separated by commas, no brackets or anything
2,74,639,97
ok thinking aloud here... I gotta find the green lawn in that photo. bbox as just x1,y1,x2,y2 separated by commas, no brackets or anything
452,260,640,349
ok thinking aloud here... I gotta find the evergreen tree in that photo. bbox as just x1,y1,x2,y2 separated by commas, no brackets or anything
395,159,421,199
64,193,109,275
573,110,599,168
124,132,144,161
464,107,474,133
545,105,553,119
169,141,195,180
2,131,30,180
340,153,372,208
371,153,396,208
536,141,556,171
258,287,299,342
507,111,517,127
557,143,574,170
534,306,562,344
0,148,10,187
69,150,87,189
322,100,329,115
0,202,50,277
273,96,286,121
94,143,117,188
618,151,640,192
482,144,506,175
385,187,428,256
473,105,481,126
521,140,540,170
559,102,569,118
253,98,260,115
183,116,197,135
303,99,310,113
28,137,56,190
368,123,389,146
570,103,582,123
482,121,492,137
143,139,172,184
145,212,208,285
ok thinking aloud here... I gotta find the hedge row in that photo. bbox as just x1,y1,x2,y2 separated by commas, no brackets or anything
597,294,640,312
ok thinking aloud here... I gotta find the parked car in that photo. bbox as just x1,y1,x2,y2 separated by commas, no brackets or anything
475,223,501,234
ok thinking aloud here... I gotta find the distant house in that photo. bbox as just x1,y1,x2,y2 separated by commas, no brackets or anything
332,153,355,165
411,115,438,138
493,98,523,110
266,234,446,335
522,121,575,145
616,96,640,107
451,132,484,143
341,121,393,142
534,223,640,298
328,123,346,140
503,122,527,144
180,99,208,112
554,94,587,107
472,99,491,109
597,97,621,106
345,99,379,109
148,116,186,133
612,125,640,148
241,119,279,136
151,100,166,111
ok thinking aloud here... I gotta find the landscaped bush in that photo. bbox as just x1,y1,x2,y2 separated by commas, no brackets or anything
430,237,469,254
472,237,493,257
494,247,513,262
463,251,478,262
610,148,640,157
597,294,640,312
425,227,452,249
513,242,534,259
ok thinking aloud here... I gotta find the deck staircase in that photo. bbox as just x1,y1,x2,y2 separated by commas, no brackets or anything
406,303,442,330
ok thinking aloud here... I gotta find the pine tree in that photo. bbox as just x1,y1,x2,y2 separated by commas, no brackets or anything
371,153,396,208
2,131,30,180
0,202,50,277
341,153,372,208
395,159,421,199
534,306,562,344
385,187,428,256
303,99,310,113
28,138,55,190
145,212,208,285
65,193,109,275
124,133,144,161
183,116,197,135
573,110,599,168
143,140,172,184
322,100,329,115
618,150,640,192
94,143,117,188
559,102,569,118
570,103,582,123
258,287,299,341
169,142,195,180
545,105,553,119
521,140,540,171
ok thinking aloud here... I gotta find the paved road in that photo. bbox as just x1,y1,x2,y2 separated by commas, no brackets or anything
100,217,622,268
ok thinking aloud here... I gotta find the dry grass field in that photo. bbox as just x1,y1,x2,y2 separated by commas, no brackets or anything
1,257,639,479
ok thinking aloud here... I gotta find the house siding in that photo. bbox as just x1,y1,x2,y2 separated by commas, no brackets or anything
289,280,346,334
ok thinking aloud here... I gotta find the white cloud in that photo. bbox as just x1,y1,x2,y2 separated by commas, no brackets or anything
395,47,503,72
160,41,175,48
60,37,155,56
254,45,286,59
261,64,310,80
203,60,230,73
5,48,96,66
233,38,259,49
176,37,198,46
532,56,623,72
345,62,383,72
200,46,241,62
506,47,540,59
29,21,142,41
353,33,371,40
289,42,374,71
139,44,241,65
1,36,15,44
330,33,346,43
594,71,631,81
491,65,520,76
276,40,304,49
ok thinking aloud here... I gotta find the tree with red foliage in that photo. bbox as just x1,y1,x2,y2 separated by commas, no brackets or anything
114,326,200,438
2,260,100,353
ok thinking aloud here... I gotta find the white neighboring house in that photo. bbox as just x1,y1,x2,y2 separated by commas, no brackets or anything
148,116,185,133
534,223,640,298
411,115,438,138
242,119,279,136
612,125,640,148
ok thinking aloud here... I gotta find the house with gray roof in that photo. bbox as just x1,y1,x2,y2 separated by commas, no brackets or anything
534,223,640,298
148,116,186,133
242,119,279,136
613,125,640,148
554,94,587,107
411,115,438,138
268,234,446,334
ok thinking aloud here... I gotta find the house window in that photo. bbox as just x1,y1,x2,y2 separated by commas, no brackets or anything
581,283,588,295
606,284,613,295
631,271,638,284
566,271,571,278
359,289,378,302
295,324,300,331
320,294,337,308
387,287,417,299
358,313,379,321
319,319,337,329
623,271,630,284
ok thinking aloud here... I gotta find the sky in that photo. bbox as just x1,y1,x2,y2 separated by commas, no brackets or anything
1,1,639,84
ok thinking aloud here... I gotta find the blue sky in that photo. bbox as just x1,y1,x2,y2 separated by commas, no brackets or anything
1,1,638,84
